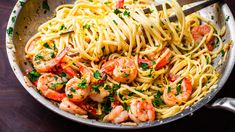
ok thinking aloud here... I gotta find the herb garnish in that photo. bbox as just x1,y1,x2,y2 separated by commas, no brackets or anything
78,79,87,88
114,8,122,14
43,43,51,49
94,70,101,79
42,0,50,11
140,62,149,70
28,70,41,82
153,91,164,107
123,10,130,16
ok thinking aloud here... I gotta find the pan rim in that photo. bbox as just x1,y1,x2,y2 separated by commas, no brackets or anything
5,0,235,129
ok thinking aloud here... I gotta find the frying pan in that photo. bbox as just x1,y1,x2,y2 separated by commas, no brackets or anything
5,0,235,129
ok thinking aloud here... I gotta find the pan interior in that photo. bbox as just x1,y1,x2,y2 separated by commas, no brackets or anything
7,0,235,129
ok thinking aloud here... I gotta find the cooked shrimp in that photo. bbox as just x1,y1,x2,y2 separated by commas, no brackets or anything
103,105,129,124
37,73,66,101
90,86,110,103
65,77,91,102
191,24,214,51
59,98,87,115
128,99,155,123
65,63,93,102
138,48,172,70
101,57,137,83
155,48,172,69
163,78,193,106
33,46,69,73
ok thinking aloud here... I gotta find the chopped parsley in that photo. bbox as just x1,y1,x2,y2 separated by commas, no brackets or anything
108,96,115,102
104,1,111,4
43,43,51,49
67,94,73,98
123,73,130,77
28,70,41,82
152,60,156,65
113,20,118,25
226,16,230,22
35,54,44,60
60,72,67,77
153,91,164,107
60,25,67,30
92,85,100,93
53,76,58,81
53,42,56,50
123,103,130,110
113,83,121,91
19,1,25,6
7,27,13,36
211,15,214,20
50,52,55,58
94,70,101,79
83,24,91,29
114,8,122,14
70,87,76,93
123,10,130,16
51,82,66,87
221,50,225,57
140,62,149,70
42,0,50,11
206,57,209,64
78,79,87,89
12,16,16,23
167,86,171,93
176,84,181,96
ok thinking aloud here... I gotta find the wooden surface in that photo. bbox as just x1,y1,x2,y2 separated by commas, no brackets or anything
1,0,235,132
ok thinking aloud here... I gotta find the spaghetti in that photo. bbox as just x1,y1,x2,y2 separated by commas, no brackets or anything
24,0,230,124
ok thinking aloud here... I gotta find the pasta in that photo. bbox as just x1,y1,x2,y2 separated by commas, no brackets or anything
24,0,230,124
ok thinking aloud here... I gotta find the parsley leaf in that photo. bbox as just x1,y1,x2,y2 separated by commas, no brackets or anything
153,91,163,107
7,27,13,36
94,70,101,79
19,1,25,6
123,103,130,110
51,82,66,87
221,50,225,57
12,16,16,23
123,10,130,16
28,70,41,82
92,85,100,93
70,87,76,93
78,79,87,89
167,86,171,93
140,62,149,70
43,43,51,49
113,20,118,25
67,94,73,98
60,72,67,77
42,0,50,11
60,25,67,30
108,96,115,102
35,54,44,60
152,60,156,65
114,8,122,14
123,73,130,77
83,24,91,29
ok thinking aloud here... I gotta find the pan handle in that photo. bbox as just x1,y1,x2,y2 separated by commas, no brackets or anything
208,97,235,113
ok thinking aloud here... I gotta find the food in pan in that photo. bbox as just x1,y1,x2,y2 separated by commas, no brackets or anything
24,0,231,124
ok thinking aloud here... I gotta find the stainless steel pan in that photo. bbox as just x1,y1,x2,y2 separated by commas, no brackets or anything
5,0,235,129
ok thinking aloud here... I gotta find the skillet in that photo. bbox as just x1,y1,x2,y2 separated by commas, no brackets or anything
5,0,235,129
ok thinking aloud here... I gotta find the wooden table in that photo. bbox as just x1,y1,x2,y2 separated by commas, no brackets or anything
1,0,235,132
